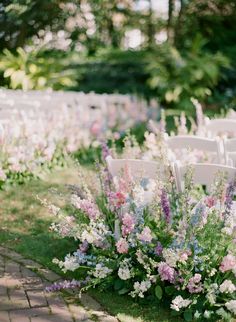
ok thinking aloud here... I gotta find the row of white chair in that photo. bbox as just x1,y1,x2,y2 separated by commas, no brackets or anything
150,118,236,138
106,156,236,193
164,135,236,166
205,118,236,137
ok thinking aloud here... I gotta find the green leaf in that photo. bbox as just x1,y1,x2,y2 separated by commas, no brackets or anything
165,286,175,295
114,279,125,291
118,288,129,295
184,309,193,321
155,285,163,300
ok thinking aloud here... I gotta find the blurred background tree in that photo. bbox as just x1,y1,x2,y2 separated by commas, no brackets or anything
0,0,235,111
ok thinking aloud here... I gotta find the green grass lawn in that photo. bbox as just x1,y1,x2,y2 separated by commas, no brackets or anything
0,166,183,322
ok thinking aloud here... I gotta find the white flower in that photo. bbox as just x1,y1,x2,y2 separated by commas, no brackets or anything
219,280,236,294
203,311,212,319
133,185,146,207
170,295,192,311
209,268,217,277
225,300,236,315
58,254,80,272
130,280,151,298
162,248,179,268
194,311,201,319
81,230,95,244
206,283,218,305
118,267,131,280
80,221,110,246
92,264,113,279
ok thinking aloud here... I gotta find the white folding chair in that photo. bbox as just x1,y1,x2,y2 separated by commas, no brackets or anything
106,155,160,180
226,109,236,120
165,135,223,164
205,119,236,137
223,138,236,166
174,162,236,193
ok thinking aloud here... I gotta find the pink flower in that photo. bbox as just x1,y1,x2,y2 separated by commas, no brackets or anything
90,121,102,136
158,262,175,283
137,227,152,243
192,273,201,283
187,274,203,294
179,251,190,263
116,165,133,194
121,213,135,236
72,197,100,220
220,254,236,273
108,191,126,208
204,196,216,208
113,132,121,140
116,238,129,254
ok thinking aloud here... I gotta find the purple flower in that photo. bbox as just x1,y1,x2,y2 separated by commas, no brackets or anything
45,277,90,292
79,240,89,253
224,178,236,219
161,189,171,224
158,262,175,283
187,274,203,294
101,141,110,161
155,242,163,256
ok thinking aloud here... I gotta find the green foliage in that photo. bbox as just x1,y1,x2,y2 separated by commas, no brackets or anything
148,36,229,111
0,47,76,90
0,0,235,111
0,0,68,49
155,285,163,300
72,49,154,98
174,0,236,109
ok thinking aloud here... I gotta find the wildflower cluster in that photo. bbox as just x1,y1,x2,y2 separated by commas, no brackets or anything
47,149,236,321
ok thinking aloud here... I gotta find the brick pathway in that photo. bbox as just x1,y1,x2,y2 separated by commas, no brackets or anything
0,247,119,322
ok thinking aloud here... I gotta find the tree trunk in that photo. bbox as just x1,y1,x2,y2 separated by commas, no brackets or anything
174,0,185,47
147,0,155,48
167,0,175,44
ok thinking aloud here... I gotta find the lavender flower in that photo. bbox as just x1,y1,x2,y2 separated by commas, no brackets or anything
155,242,163,256
101,141,110,162
79,240,89,253
45,277,90,292
161,189,171,224
99,141,113,194
224,178,236,219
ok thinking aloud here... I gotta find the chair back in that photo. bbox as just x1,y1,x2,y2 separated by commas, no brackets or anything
205,119,236,137
106,155,159,180
174,162,236,193
223,138,236,166
165,135,223,163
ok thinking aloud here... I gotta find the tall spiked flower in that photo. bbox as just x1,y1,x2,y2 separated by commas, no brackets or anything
100,140,113,195
224,178,236,219
101,141,110,161
161,189,171,224
45,277,90,292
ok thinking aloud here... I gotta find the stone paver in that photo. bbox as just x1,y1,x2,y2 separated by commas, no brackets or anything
0,248,119,322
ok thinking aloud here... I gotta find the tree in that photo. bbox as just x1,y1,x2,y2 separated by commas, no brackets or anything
0,0,71,50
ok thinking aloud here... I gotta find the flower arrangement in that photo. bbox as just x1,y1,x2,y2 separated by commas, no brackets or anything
46,146,236,322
